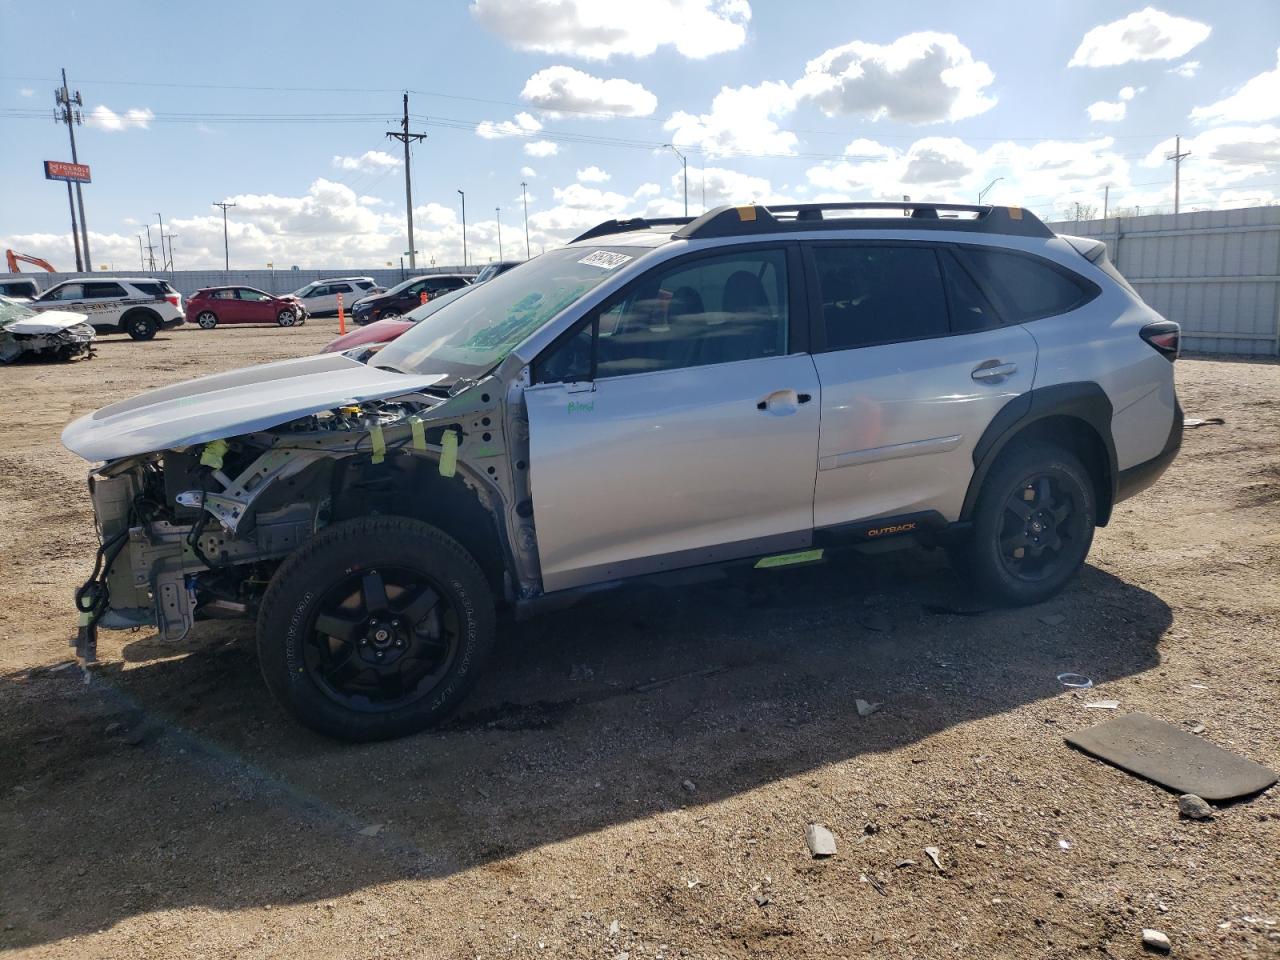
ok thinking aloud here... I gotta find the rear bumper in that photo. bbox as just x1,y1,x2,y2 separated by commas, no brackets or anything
1115,400,1183,504
160,316,185,330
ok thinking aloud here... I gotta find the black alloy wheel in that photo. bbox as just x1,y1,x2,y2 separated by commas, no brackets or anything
997,474,1082,582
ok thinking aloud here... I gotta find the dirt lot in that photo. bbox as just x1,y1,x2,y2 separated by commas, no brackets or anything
0,321,1277,959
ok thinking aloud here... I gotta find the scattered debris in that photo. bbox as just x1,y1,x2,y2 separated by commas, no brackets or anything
924,846,944,872
46,660,77,674
1142,927,1172,953
1178,794,1215,820
805,823,837,858
855,699,882,718
753,892,771,906
859,872,888,896
1084,700,1120,710
357,823,384,837
681,779,697,793
104,722,125,735
974,840,988,848
1066,712,1278,801
895,858,917,869
1058,839,1072,851
859,612,892,633
634,666,724,693
1057,673,1094,689
685,878,703,889
1184,417,1224,428
922,603,988,617
1039,614,1067,626
1190,722,1207,735
608,920,620,937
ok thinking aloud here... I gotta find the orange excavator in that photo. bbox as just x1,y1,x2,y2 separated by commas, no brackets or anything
6,250,56,273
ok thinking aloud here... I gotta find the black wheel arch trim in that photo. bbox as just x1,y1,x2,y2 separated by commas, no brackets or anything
961,381,1118,526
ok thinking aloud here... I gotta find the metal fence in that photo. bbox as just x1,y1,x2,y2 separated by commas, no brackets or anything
24,265,476,299
1048,205,1280,357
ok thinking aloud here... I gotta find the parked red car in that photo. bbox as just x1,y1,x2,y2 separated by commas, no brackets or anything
322,317,413,354
186,287,308,329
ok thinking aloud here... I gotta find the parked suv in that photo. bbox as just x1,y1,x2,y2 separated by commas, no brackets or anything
31,277,184,340
290,277,381,316
351,273,470,325
62,202,1181,741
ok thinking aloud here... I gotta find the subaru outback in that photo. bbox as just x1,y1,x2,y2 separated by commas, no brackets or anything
61,202,1182,741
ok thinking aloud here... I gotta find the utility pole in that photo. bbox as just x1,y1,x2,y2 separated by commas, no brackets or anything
213,201,236,271
457,189,467,267
1166,135,1191,215
495,207,503,261
664,143,688,216
155,214,166,270
137,235,145,270
1103,184,1110,220
520,181,530,259
144,225,157,272
165,234,178,273
385,92,427,269
55,68,91,270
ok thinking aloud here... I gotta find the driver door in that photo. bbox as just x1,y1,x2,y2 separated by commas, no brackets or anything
524,245,821,592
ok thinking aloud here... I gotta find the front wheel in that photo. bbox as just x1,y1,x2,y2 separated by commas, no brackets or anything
257,517,497,741
953,441,1096,606
276,308,297,327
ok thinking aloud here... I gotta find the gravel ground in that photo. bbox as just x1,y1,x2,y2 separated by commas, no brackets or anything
0,321,1277,959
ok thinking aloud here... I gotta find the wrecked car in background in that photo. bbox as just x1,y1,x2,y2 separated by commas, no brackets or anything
61,202,1182,742
1,295,94,363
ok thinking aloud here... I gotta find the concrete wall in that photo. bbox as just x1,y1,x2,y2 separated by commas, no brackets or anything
1048,205,1280,357
20,265,477,299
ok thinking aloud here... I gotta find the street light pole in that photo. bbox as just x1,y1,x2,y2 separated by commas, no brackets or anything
664,144,688,216
521,181,531,259
977,177,1004,204
495,207,503,261
457,189,467,267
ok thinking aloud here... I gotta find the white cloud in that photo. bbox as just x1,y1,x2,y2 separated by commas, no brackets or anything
524,139,560,157
19,87,34,97
577,165,611,182
520,166,537,177
1118,86,1139,101
85,105,154,132
1191,49,1280,124
476,111,542,139
1087,100,1126,122
471,0,751,60
1169,60,1200,78
1069,7,1210,68
665,80,798,158
794,32,996,124
1141,126,1280,188
521,65,657,117
331,150,402,172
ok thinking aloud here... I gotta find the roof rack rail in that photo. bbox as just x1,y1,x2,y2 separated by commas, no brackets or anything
671,202,1053,240
571,216,694,243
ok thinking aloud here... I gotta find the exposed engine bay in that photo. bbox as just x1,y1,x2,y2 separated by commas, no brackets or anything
0,299,95,364
70,376,542,663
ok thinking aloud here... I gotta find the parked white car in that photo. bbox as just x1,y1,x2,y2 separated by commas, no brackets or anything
30,277,184,340
289,277,382,315
0,295,94,362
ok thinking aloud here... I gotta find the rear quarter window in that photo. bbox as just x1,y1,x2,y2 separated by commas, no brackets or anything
958,247,1098,323
130,282,169,298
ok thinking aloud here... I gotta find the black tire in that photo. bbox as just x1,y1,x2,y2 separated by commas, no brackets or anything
257,517,496,741
276,308,297,327
196,311,218,329
953,441,1096,606
123,312,159,341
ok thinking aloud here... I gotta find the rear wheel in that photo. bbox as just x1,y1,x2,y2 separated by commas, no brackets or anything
257,517,496,741
196,311,218,329
953,441,1096,606
276,308,297,327
124,312,159,340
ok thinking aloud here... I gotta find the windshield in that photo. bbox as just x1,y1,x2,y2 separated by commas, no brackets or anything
375,246,638,379
474,263,501,283
0,296,37,327
291,283,316,297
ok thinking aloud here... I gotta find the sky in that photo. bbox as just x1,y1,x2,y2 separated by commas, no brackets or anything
2,0,1279,271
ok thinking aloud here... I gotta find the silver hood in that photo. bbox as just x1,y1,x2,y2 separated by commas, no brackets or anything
62,353,446,462
3,307,89,335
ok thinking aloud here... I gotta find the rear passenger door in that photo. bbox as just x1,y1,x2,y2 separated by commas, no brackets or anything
806,241,1039,529
524,245,821,592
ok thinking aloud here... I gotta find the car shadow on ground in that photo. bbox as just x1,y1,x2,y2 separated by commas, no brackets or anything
0,546,1171,948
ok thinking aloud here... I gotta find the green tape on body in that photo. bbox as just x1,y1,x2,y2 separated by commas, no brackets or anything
200,439,228,469
370,424,386,464
755,548,824,569
439,429,459,478
410,417,427,450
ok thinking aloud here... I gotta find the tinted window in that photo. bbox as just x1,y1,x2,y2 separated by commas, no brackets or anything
539,249,788,382
307,285,330,297
331,283,353,294
959,247,1094,322
42,283,84,301
83,282,127,299
811,245,947,349
130,282,167,298
940,250,1000,333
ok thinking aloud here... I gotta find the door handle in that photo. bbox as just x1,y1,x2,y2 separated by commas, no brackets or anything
757,389,804,414
971,360,1017,382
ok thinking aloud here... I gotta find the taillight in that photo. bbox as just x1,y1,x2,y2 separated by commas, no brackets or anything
1140,320,1180,361
165,294,180,306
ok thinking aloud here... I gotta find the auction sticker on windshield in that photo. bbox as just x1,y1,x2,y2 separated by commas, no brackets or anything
577,251,632,270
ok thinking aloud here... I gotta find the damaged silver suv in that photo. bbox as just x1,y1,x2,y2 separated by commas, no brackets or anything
62,202,1183,741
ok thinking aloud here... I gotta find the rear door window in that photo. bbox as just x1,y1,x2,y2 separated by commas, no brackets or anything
957,247,1097,322
939,250,1001,333
809,244,948,350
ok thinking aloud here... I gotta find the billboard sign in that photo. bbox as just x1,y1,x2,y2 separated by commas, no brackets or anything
44,161,91,183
